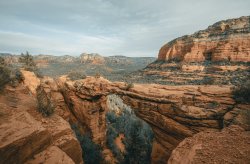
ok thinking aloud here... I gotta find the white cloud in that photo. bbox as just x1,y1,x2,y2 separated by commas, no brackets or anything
0,0,249,57
0,30,124,56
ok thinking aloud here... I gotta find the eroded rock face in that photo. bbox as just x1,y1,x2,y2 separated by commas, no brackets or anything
0,79,83,163
59,77,110,145
9,71,246,163
0,109,51,164
57,76,246,163
37,77,71,120
158,16,250,62
80,53,105,64
25,146,75,164
21,70,40,95
168,125,250,164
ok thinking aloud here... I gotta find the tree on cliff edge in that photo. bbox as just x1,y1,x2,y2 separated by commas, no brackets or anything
19,51,37,71
19,51,43,77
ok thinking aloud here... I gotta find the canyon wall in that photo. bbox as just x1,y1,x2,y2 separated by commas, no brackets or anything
158,16,250,62
1,70,248,163
57,76,248,163
0,71,83,164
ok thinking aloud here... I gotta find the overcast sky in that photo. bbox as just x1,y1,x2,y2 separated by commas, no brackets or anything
0,0,249,57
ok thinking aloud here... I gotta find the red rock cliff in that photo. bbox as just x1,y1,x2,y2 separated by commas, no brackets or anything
158,16,250,62
0,76,83,164
57,76,249,163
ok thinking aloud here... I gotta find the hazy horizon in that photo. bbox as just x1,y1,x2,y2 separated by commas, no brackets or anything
0,0,250,57
0,52,157,58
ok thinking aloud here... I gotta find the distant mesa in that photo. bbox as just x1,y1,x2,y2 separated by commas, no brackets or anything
158,16,250,62
79,53,105,64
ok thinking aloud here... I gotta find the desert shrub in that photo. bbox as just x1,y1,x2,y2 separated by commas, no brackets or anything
15,69,25,82
95,72,101,78
0,64,11,89
36,85,55,116
124,119,152,164
106,126,122,161
207,101,220,108
106,111,117,124
0,57,24,89
106,95,153,164
71,124,103,164
202,76,214,85
124,82,134,91
19,51,37,71
19,52,43,78
67,71,86,80
81,134,103,164
241,109,250,126
0,56,5,65
232,80,250,104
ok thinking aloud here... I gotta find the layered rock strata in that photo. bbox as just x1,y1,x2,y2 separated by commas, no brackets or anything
0,73,83,163
57,76,248,162
158,16,250,62
1,70,247,163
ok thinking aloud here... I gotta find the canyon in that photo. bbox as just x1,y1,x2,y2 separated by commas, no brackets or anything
0,16,250,164
56,75,250,163
1,70,249,163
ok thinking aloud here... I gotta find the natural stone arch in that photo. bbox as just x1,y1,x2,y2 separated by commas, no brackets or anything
58,77,238,163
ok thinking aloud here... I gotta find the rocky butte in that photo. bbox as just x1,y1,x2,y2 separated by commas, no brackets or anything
143,16,250,86
158,16,250,62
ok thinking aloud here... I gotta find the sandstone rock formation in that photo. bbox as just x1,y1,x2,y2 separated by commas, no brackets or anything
1,68,249,163
21,70,40,94
37,77,71,120
57,76,248,163
158,16,250,62
34,55,77,64
25,146,75,164
0,74,83,163
138,16,250,85
58,76,110,145
168,125,250,164
1,16,249,164
0,108,51,164
80,53,105,64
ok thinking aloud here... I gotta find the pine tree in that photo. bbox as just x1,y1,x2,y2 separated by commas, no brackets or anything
19,51,37,71
0,56,5,66
124,120,150,164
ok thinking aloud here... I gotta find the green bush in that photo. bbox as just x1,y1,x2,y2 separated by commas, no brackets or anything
124,120,152,164
19,52,43,78
202,76,215,85
106,107,153,164
0,57,5,65
19,51,37,71
67,71,86,80
0,57,24,89
0,65,11,89
71,124,103,164
124,83,134,91
36,85,55,116
15,69,25,83
232,80,250,104
95,72,101,78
